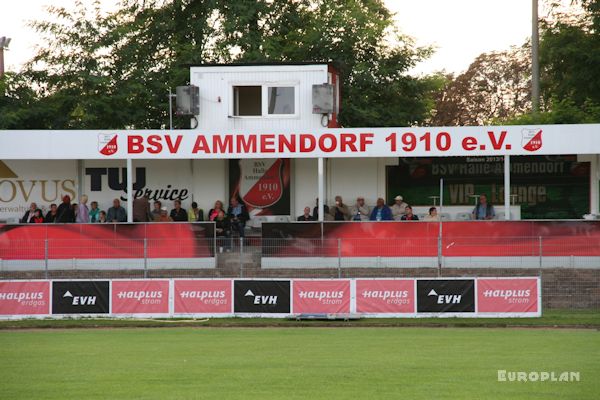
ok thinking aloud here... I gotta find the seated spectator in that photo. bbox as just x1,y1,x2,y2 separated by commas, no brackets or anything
45,203,58,223
20,203,37,224
188,202,204,222
56,195,75,223
391,195,408,221
30,209,44,223
106,199,127,222
227,198,249,238
297,207,314,221
89,201,100,223
208,200,225,221
329,196,350,221
158,207,172,222
151,201,162,221
170,200,187,222
472,194,495,220
76,195,90,223
323,205,334,221
350,197,369,221
133,195,151,222
401,205,419,221
424,207,440,221
369,198,393,221
98,210,107,223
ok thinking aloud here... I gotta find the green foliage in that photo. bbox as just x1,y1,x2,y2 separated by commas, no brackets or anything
0,0,437,129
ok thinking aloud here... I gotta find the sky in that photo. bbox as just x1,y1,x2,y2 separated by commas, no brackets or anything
0,0,564,76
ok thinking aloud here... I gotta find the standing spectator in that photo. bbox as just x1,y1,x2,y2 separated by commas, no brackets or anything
151,201,162,221
20,203,37,223
424,207,440,221
401,205,419,221
188,202,204,222
133,195,151,222
472,194,495,220
98,211,107,223
72,203,78,220
297,207,314,221
76,195,90,223
45,204,58,223
56,195,75,223
89,201,100,223
369,198,393,221
215,209,231,250
330,195,350,221
350,197,370,221
30,209,44,223
227,198,249,238
170,200,187,222
208,200,225,221
106,199,127,222
391,195,408,221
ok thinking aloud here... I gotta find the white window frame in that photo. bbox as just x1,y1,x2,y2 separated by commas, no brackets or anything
229,81,300,119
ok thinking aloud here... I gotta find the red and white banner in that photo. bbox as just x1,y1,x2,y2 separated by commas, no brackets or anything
2,125,600,159
0,281,50,315
174,280,232,314
477,278,539,314
293,280,350,314
112,280,169,314
356,279,415,314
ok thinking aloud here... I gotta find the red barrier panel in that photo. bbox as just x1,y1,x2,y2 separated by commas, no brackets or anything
0,281,50,315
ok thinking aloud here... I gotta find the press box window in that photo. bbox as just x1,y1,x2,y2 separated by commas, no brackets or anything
233,86,261,116
267,87,295,115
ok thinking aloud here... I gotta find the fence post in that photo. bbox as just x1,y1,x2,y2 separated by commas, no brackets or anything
143,238,148,279
44,239,49,279
240,237,244,278
337,238,342,279
538,236,543,269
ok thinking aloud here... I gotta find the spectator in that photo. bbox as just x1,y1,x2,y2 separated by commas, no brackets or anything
208,200,225,221
98,210,107,223
312,198,320,220
170,200,187,222
329,195,350,221
76,195,90,223
297,207,314,221
157,207,172,222
106,199,127,222
401,205,419,221
133,195,151,222
215,209,231,251
188,202,204,222
56,195,75,223
30,209,44,223
323,205,334,221
89,201,100,223
72,203,78,220
369,198,393,221
20,203,37,223
424,207,440,221
151,201,162,221
227,198,249,238
391,195,408,221
472,194,495,220
350,197,370,221
45,203,58,223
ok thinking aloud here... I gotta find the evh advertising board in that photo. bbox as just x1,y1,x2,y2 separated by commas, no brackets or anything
0,278,541,319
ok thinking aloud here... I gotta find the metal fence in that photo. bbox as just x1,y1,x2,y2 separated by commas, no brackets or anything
1,235,599,309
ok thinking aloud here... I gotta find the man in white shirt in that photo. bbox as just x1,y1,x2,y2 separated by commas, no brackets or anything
391,195,408,221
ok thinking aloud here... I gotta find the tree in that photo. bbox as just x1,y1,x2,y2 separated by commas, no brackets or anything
430,44,531,126
1,0,439,129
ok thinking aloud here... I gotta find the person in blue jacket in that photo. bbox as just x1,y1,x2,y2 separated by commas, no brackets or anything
369,198,393,221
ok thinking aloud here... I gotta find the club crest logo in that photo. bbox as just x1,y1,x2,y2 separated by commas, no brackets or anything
521,129,542,152
238,159,284,208
98,134,118,156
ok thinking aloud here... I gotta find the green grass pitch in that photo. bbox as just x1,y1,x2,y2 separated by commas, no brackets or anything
0,327,598,399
